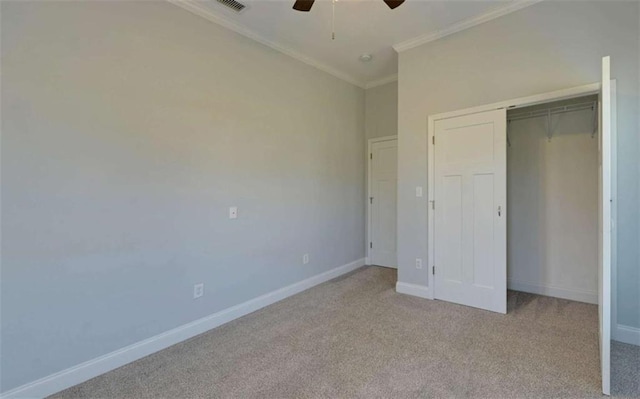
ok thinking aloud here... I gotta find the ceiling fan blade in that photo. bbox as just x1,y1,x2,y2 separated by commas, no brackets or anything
293,0,315,12
383,0,405,9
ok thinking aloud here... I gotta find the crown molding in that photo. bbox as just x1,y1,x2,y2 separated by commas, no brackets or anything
364,74,398,89
168,0,543,89
167,0,367,88
392,0,544,53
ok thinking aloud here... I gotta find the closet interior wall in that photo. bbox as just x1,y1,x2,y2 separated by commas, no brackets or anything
507,95,599,303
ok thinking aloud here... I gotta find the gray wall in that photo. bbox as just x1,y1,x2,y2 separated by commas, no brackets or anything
0,1,365,392
397,1,639,328
365,82,398,140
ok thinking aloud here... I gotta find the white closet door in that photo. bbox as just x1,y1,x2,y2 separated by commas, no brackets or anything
434,109,507,313
370,139,397,268
599,56,614,396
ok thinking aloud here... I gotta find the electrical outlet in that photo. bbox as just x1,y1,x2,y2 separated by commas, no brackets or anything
415,258,423,269
193,283,204,299
303,254,309,265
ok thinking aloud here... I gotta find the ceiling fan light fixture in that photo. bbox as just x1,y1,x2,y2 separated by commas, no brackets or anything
359,54,373,62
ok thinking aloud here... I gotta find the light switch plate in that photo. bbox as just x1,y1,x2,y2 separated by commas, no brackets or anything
229,206,238,219
416,186,423,197
193,283,204,299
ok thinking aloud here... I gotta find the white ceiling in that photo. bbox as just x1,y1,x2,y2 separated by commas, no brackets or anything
170,0,539,88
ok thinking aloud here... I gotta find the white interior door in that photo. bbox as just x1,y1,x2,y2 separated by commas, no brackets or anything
598,56,613,396
369,139,397,268
434,109,507,313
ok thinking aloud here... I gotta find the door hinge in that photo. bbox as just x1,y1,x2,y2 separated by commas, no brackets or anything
370,197,373,204
431,200,435,210
432,266,435,275
432,136,435,145
370,242,373,249
370,153,372,160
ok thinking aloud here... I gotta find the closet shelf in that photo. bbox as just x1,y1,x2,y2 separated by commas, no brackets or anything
507,101,597,144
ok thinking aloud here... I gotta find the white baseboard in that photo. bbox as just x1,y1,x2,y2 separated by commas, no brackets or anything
396,282,432,299
613,324,640,346
1,258,366,399
507,279,597,304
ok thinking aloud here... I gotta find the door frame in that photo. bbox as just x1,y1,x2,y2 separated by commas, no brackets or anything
426,82,606,300
367,135,398,265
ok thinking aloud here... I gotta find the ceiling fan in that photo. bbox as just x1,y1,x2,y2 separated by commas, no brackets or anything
293,0,405,12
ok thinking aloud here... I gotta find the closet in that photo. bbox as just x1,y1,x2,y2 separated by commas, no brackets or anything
428,59,614,394
506,95,599,304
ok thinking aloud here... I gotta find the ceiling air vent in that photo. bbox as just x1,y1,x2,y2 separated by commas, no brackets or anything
216,0,246,13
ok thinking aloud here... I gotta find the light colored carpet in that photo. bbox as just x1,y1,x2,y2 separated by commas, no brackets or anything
612,341,640,398
52,266,637,398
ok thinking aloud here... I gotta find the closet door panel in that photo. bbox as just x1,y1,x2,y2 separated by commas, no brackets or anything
434,108,506,314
